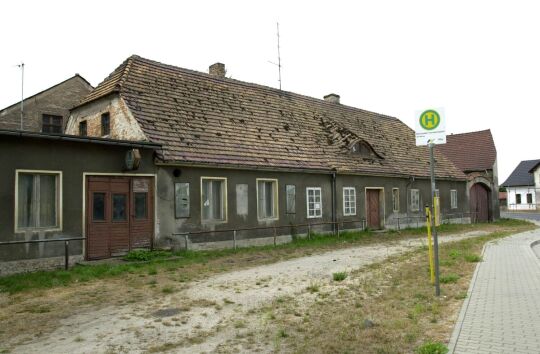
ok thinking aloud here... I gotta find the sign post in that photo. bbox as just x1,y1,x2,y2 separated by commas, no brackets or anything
416,109,445,296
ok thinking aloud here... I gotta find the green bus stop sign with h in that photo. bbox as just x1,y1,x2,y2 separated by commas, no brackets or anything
415,108,446,146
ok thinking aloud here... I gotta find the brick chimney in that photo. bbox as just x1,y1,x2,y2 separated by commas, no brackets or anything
324,93,340,104
209,63,226,77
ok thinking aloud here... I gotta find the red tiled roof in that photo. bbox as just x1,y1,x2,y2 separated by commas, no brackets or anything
437,129,496,172
76,55,466,180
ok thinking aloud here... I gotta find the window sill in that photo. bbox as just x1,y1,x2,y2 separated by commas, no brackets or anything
306,215,322,219
343,213,356,217
15,227,62,234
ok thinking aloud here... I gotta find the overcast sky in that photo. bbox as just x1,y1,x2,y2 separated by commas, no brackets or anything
1,0,538,182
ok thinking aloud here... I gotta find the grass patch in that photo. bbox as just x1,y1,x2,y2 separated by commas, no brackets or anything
332,272,348,281
306,283,320,293
415,341,449,354
464,254,482,262
161,286,175,294
0,218,532,295
439,274,459,284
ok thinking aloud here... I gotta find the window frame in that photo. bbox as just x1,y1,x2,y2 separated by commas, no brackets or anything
200,177,228,223
256,178,279,221
343,187,356,216
41,114,63,134
392,188,400,212
526,193,533,204
450,189,458,209
306,187,323,219
410,189,420,212
14,169,63,233
101,112,110,136
516,193,522,204
174,182,190,219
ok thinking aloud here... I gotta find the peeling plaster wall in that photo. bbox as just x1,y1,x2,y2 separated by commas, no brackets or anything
66,95,147,141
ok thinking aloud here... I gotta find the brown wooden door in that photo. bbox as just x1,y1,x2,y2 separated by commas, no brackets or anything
130,178,154,249
470,183,489,222
86,176,154,260
366,189,381,229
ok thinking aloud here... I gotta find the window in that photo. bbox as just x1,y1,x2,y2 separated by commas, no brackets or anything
351,140,380,159
175,182,190,218
392,188,399,212
451,190,458,209
79,121,87,137
516,193,522,204
410,189,420,212
286,185,296,214
42,114,63,134
201,178,227,222
101,112,110,136
134,193,147,219
236,184,248,216
257,179,278,220
112,194,127,221
343,187,356,216
527,193,533,204
16,171,61,230
92,192,105,221
307,187,322,218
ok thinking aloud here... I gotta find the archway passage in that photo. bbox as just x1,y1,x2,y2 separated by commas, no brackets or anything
470,183,490,222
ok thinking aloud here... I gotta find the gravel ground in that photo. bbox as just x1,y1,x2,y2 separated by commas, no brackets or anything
10,230,489,354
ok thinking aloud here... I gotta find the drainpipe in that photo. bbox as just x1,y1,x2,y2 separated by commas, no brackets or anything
331,171,337,235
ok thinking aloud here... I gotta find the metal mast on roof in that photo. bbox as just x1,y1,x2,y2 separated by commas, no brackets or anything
268,22,282,90
17,62,24,130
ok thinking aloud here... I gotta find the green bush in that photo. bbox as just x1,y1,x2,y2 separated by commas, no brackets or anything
415,341,449,354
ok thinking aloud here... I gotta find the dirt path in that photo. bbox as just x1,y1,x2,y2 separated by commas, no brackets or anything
9,230,488,354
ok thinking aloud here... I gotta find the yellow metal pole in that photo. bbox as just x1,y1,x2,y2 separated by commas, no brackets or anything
425,206,435,284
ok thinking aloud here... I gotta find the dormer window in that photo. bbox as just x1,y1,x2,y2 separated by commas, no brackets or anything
350,140,380,159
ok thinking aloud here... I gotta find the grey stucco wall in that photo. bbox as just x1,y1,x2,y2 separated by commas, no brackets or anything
0,135,157,262
0,76,93,132
156,165,469,247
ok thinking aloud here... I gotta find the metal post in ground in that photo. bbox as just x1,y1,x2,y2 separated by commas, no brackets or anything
397,217,400,230
336,222,340,238
184,235,189,251
429,142,441,296
233,230,237,250
64,240,69,270
307,224,311,239
273,227,277,246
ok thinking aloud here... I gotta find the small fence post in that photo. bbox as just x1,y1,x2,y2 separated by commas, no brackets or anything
64,240,69,270
184,235,189,251
273,227,277,246
307,224,311,239
233,230,237,250
416,217,419,228
336,222,340,238
397,217,400,231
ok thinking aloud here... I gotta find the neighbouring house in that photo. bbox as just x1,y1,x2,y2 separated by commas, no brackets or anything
501,159,540,210
0,129,159,274
499,191,507,209
0,74,93,133
59,55,469,259
437,129,499,222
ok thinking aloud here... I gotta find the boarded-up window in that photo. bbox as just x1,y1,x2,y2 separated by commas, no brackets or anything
307,187,322,218
410,189,420,212
257,179,278,219
450,190,458,209
236,184,248,216
286,185,296,214
392,188,399,212
201,178,226,221
17,172,59,229
343,187,356,216
175,182,190,218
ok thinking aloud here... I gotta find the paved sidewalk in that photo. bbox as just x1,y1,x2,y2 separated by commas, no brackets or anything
449,229,540,354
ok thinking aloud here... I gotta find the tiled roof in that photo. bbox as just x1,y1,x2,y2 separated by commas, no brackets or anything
436,129,496,172
77,55,466,179
501,159,540,187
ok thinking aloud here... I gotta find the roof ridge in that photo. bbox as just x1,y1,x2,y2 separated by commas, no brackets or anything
116,55,137,90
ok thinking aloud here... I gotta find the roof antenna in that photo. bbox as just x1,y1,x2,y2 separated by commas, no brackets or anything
16,62,24,130
268,22,282,90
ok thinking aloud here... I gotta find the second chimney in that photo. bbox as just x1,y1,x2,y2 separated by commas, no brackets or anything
324,93,340,104
209,63,226,77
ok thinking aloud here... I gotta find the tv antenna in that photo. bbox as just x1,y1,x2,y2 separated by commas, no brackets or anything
16,62,24,130
268,22,282,90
